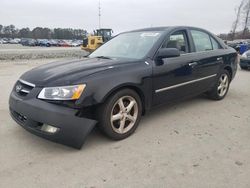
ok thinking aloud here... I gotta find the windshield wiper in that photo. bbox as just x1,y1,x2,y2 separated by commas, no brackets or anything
95,56,112,59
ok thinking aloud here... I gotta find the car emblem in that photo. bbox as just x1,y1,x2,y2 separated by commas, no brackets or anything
15,84,22,93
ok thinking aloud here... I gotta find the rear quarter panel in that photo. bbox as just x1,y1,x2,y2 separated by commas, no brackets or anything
221,47,238,79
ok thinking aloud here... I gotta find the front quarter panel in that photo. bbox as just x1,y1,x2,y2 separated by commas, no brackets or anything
76,61,153,110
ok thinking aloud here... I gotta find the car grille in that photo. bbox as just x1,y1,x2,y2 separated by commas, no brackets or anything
15,79,35,96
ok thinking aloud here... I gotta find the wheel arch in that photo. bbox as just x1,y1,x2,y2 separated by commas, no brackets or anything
101,84,146,115
224,66,233,81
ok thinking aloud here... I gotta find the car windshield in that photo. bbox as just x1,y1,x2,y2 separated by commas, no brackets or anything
89,31,163,60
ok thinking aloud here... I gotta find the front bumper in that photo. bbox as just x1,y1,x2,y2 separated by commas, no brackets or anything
9,91,97,149
240,59,250,68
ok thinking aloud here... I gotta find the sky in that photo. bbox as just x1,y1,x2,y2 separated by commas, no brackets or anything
0,0,241,35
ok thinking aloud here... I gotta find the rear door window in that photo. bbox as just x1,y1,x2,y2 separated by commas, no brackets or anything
190,30,213,52
210,37,222,50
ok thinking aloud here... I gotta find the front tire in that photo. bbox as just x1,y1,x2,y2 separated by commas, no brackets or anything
207,70,230,100
98,89,142,140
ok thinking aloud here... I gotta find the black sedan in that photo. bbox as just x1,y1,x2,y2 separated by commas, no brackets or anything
9,26,238,149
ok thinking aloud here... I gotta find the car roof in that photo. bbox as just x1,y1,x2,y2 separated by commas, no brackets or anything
129,27,171,32
127,26,209,33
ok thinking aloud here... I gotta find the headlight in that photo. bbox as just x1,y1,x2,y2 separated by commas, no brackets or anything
38,84,86,100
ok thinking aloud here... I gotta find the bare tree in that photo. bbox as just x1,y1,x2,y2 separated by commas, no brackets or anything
231,0,244,40
0,24,3,34
243,0,250,38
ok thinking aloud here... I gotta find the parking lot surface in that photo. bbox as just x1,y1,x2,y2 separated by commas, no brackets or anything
0,44,87,60
0,59,250,188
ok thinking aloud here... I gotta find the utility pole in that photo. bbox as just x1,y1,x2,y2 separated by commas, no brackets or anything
98,0,101,29
231,0,244,40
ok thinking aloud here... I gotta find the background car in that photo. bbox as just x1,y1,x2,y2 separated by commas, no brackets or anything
20,38,29,46
227,40,250,54
70,40,82,47
49,39,59,46
227,41,239,49
8,38,21,44
20,38,37,46
37,39,51,47
2,38,9,44
58,40,71,47
240,50,250,70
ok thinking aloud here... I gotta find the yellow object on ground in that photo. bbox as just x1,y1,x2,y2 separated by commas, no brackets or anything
81,28,113,52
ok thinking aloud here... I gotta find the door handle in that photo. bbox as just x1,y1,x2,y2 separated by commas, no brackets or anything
189,62,198,67
217,57,223,61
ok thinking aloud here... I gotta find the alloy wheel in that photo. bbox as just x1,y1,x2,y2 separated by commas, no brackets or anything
217,74,229,97
110,96,138,134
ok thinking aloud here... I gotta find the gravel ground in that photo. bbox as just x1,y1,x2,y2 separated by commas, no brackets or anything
0,44,88,60
0,59,250,188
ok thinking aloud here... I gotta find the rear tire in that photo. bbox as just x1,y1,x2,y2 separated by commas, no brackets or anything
207,70,230,100
97,89,142,140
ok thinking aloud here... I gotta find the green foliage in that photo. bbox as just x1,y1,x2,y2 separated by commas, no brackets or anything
0,24,87,39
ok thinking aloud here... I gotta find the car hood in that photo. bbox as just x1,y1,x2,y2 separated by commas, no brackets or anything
20,58,137,87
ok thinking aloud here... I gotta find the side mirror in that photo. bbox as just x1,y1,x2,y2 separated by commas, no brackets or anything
157,48,181,59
